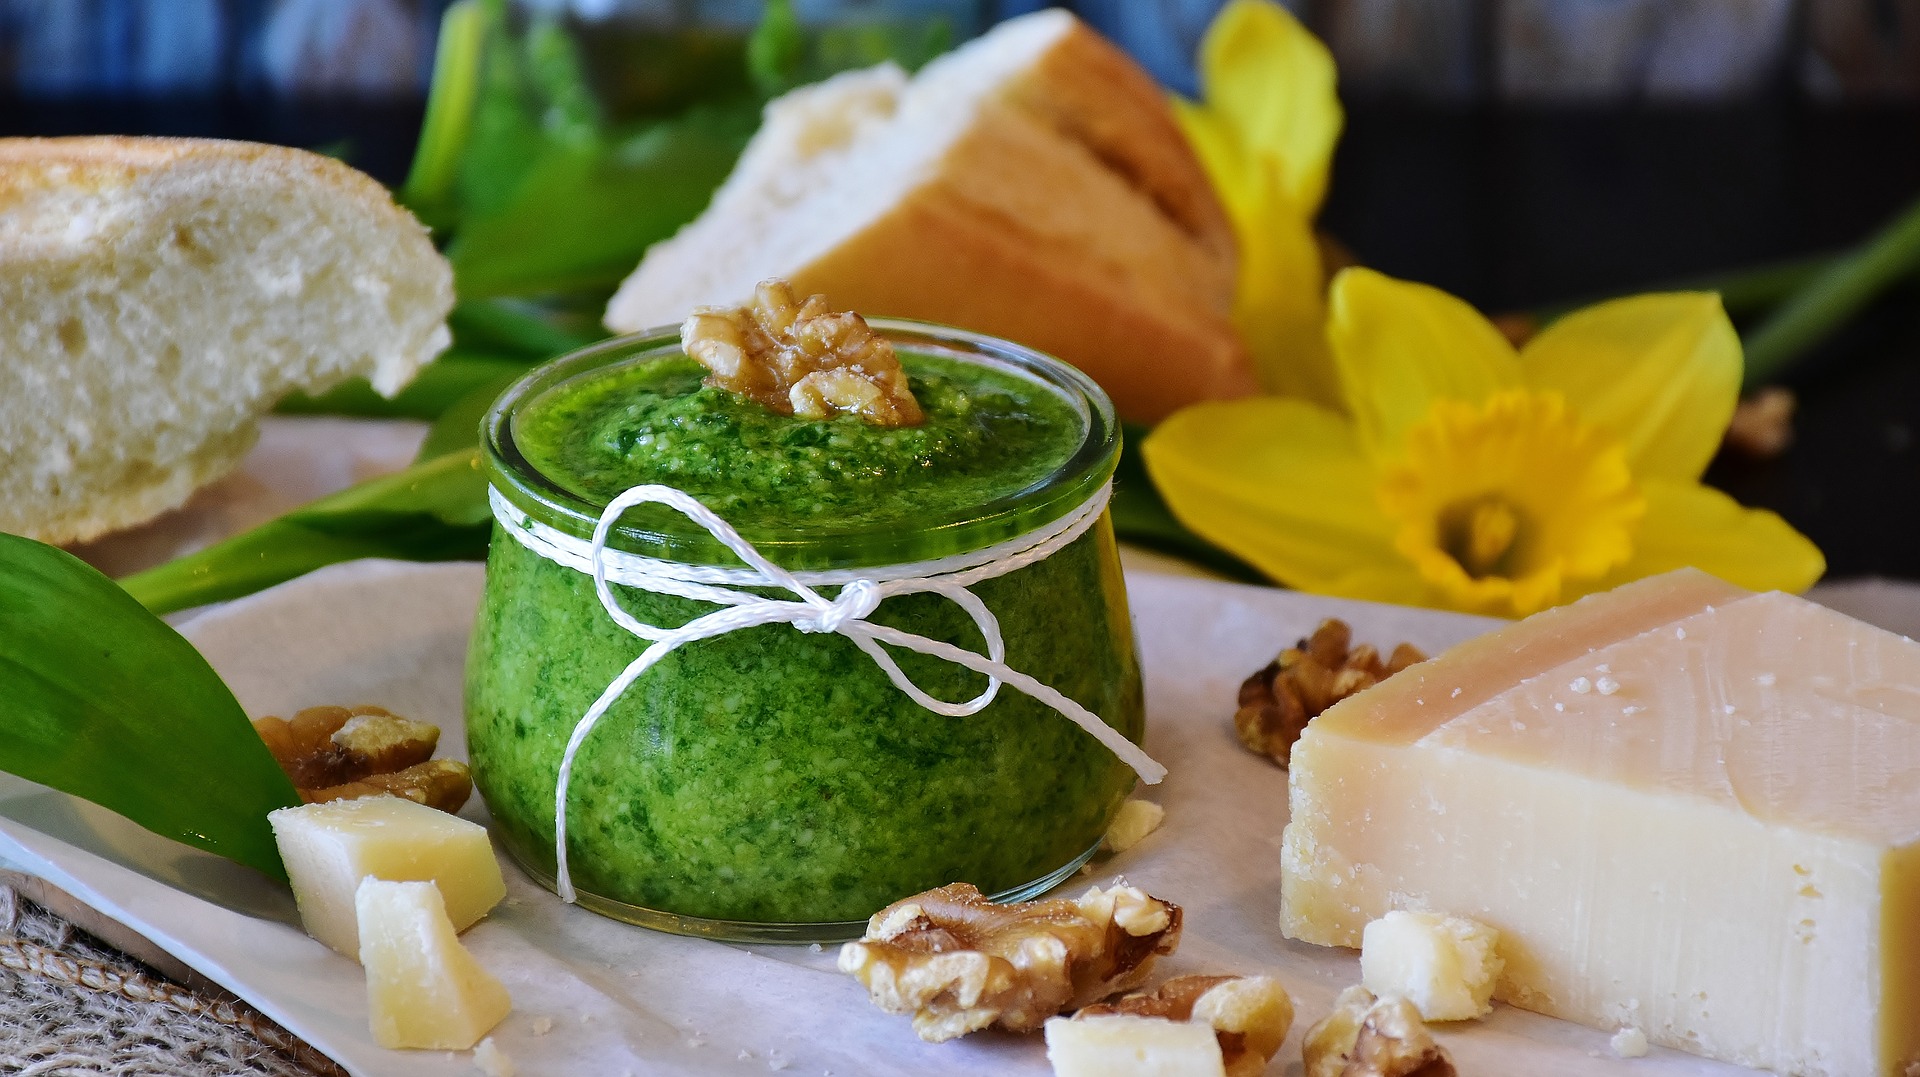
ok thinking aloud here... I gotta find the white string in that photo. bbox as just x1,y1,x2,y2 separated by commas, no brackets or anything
490,482,1167,903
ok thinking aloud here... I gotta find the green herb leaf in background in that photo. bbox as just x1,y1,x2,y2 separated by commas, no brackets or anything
0,534,301,878
121,451,494,617
747,0,806,96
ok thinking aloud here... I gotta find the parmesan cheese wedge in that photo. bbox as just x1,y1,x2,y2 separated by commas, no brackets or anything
269,797,506,960
356,878,511,1050
1281,568,1920,1076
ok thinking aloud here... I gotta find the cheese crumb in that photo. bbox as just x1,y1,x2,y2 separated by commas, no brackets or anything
1044,1013,1225,1076
531,1016,553,1036
1611,1026,1649,1058
1675,627,1687,640
1360,910,1503,1021
1757,672,1776,687
1103,800,1165,853
1570,677,1592,694
473,1038,515,1077
1595,676,1620,696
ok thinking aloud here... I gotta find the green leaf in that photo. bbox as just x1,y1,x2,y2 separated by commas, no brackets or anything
446,103,757,298
1743,192,1920,388
277,350,538,419
747,0,806,95
0,534,301,877
121,451,494,616
401,0,495,225
415,374,524,462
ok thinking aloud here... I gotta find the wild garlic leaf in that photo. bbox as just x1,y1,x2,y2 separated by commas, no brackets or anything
0,534,300,878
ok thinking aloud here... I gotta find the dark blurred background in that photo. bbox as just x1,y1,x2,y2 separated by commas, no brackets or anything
2,0,1918,578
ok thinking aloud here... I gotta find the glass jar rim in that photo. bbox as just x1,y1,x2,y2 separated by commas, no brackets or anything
483,318,1120,571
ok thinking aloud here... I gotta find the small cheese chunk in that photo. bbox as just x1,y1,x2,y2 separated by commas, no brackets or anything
270,796,506,960
1360,911,1501,1021
1611,1026,1649,1058
1281,570,1920,1076
1102,800,1165,853
358,878,511,1050
1044,1013,1226,1077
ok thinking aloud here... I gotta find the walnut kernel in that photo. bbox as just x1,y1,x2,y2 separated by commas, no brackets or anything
253,705,470,813
1304,986,1456,1077
1235,620,1426,766
681,279,924,427
1078,974,1293,1077
837,881,1182,1042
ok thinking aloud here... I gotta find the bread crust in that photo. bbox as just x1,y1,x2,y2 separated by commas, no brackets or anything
0,136,417,236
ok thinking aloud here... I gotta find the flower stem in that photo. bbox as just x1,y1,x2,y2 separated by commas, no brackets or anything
1742,192,1920,389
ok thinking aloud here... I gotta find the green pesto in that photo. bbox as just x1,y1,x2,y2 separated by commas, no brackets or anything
511,355,1083,532
469,349,1142,926
466,521,1142,924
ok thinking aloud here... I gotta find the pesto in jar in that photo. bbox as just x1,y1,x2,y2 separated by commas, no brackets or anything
468,340,1143,931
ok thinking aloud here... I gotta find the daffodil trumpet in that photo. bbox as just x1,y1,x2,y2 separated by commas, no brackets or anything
1144,268,1825,619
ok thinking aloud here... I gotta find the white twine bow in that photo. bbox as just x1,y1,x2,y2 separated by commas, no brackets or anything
489,483,1166,903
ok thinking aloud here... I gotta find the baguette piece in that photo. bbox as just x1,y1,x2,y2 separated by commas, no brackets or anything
605,11,1254,423
0,136,452,545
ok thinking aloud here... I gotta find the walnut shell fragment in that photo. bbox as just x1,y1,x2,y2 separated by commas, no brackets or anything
837,881,1182,1042
1304,986,1456,1077
252,705,470,813
681,278,924,427
1078,974,1294,1077
1235,620,1425,767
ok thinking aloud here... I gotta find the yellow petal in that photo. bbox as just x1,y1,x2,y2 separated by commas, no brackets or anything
1142,398,1409,596
1522,292,1741,482
1605,479,1825,594
1171,99,1254,225
1328,267,1524,462
1232,159,1341,407
1191,0,1342,214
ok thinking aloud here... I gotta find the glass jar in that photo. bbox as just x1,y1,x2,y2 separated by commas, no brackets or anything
466,320,1144,942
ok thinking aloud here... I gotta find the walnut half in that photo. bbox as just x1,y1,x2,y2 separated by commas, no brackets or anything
1235,620,1426,766
252,705,471,814
837,881,1182,1042
1077,974,1294,1077
1304,986,1457,1077
681,279,924,427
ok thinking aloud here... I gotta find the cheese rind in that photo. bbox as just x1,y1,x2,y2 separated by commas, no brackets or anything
1282,573,1920,1076
356,878,511,1050
269,796,506,960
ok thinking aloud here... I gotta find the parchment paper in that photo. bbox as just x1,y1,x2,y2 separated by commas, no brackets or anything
0,557,1759,1077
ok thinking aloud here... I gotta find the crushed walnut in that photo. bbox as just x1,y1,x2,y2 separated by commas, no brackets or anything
1724,386,1796,459
837,881,1182,1042
252,705,472,814
1304,986,1456,1077
1078,974,1293,1077
681,279,924,427
1235,619,1426,767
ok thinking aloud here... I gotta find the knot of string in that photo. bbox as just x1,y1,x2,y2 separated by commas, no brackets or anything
489,482,1166,903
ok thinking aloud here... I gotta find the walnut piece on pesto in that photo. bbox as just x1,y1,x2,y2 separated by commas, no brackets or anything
680,279,925,427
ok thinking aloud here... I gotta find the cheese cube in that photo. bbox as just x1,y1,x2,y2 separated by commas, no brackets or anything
269,797,506,960
1360,911,1500,1021
1102,800,1165,853
357,878,511,1050
1044,1014,1226,1077
1281,570,1920,1076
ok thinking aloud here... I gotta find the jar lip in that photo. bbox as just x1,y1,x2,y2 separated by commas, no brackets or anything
483,318,1120,570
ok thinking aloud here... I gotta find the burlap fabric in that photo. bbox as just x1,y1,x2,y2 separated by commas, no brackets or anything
0,885,342,1077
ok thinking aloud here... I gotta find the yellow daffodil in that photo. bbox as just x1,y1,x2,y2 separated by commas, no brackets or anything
1173,0,1344,407
1143,268,1826,618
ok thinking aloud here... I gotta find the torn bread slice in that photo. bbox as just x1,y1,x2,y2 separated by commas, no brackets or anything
605,10,1253,423
0,136,452,545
